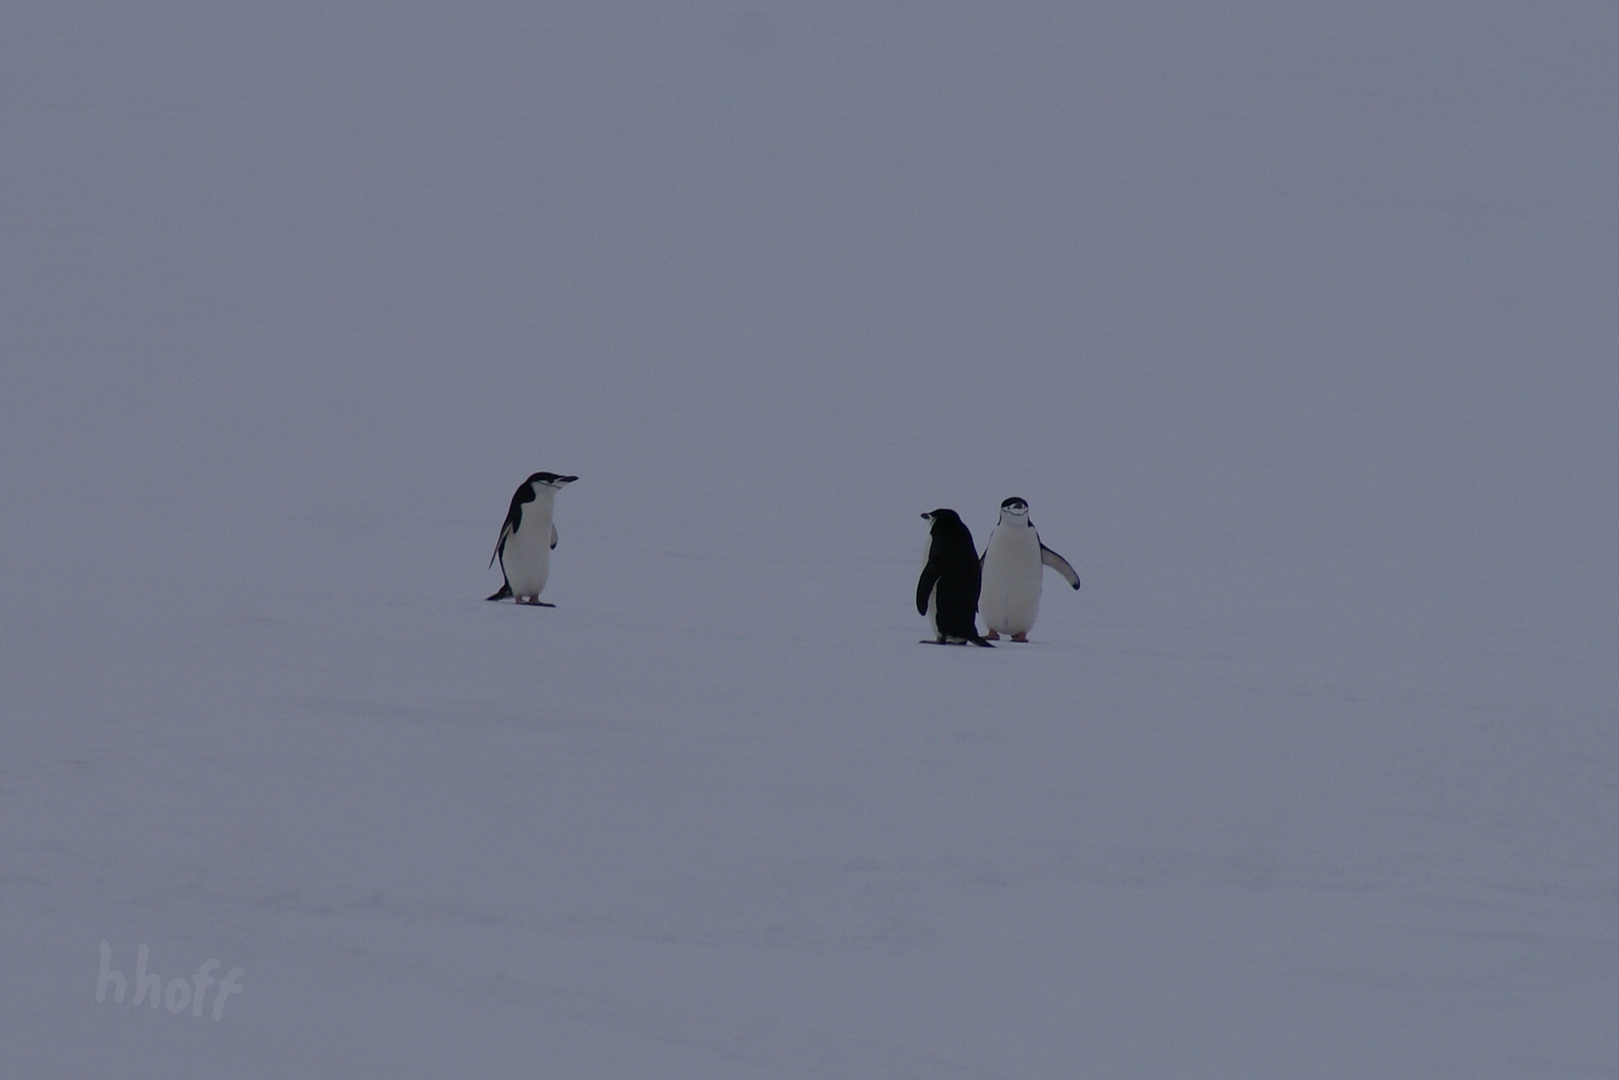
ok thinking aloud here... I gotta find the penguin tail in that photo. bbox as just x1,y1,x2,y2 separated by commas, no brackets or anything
969,634,995,648
486,583,513,601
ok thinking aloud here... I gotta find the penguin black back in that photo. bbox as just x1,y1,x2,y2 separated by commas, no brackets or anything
916,509,992,646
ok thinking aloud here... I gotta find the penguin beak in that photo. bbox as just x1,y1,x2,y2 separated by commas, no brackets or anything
920,512,932,520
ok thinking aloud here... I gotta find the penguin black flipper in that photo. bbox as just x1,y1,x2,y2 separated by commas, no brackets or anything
487,526,513,599
490,482,538,567
916,554,944,617
488,517,515,597
487,479,533,597
1039,542,1081,589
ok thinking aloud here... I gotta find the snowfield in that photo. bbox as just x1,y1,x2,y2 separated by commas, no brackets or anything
4,3,1618,1076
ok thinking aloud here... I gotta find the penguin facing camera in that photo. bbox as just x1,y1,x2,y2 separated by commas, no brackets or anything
488,472,578,605
978,496,1079,641
917,509,993,647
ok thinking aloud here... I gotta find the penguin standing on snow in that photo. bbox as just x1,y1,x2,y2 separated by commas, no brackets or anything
487,472,578,605
978,496,1079,641
916,509,993,647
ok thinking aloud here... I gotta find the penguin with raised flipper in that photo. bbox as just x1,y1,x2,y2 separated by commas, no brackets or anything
916,509,993,647
487,472,577,605
978,496,1079,642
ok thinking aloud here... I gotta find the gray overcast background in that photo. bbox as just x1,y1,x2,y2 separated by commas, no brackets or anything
4,3,1618,1076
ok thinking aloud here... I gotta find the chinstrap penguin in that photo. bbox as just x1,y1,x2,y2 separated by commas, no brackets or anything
916,509,993,647
488,472,578,605
978,496,1079,641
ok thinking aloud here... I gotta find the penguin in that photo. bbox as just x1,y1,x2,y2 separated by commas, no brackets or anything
977,496,1079,642
916,509,993,647
487,472,578,605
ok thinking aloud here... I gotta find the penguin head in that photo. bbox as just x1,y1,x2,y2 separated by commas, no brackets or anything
527,472,578,492
998,496,1030,524
921,508,965,534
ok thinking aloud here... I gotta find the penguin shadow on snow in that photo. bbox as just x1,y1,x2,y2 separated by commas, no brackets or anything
917,498,1080,647
487,472,578,607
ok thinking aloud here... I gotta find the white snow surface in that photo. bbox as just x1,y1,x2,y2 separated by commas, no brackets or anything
4,3,1619,1076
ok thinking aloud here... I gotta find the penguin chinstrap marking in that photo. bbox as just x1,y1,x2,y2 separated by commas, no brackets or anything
487,472,578,605
916,509,993,647
978,496,1080,642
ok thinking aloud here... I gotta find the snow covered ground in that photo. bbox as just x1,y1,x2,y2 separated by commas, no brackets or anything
4,2,1618,1076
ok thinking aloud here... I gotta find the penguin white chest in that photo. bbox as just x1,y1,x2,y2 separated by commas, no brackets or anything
979,525,1043,635
502,505,554,597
